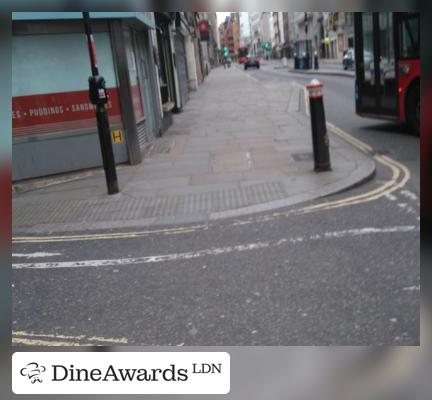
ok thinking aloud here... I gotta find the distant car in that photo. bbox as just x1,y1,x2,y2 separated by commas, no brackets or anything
244,56,260,70
342,48,355,70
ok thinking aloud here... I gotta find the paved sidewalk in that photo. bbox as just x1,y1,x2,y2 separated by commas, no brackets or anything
13,66,374,234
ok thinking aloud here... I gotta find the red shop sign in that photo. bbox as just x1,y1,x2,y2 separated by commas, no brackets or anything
12,88,122,137
198,20,209,41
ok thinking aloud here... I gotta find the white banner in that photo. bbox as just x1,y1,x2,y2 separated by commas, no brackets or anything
12,352,230,394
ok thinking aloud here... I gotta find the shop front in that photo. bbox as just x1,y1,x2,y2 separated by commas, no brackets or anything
12,12,160,181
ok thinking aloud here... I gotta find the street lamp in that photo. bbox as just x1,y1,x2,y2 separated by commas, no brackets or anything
304,12,311,69
304,12,308,34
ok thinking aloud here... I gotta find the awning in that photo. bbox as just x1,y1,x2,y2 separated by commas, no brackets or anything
12,12,156,29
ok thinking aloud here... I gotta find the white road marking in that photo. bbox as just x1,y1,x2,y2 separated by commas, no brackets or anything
322,226,418,238
385,193,398,201
397,203,417,215
400,190,418,201
12,252,62,258
402,286,420,291
12,330,128,346
242,69,260,82
12,225,419,271
245,151,253,169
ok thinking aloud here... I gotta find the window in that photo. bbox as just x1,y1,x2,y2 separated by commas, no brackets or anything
123,29,145,120
398,13,419,59
12,32,120,139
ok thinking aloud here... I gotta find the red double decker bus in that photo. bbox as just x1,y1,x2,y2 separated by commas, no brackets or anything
238,46,248,64
354,12,420,133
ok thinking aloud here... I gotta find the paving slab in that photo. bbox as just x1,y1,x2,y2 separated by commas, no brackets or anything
13,65,375,234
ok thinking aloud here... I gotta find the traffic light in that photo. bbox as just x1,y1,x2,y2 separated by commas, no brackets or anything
223,46,229,57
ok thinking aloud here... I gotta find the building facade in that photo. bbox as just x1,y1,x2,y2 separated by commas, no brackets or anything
12,12,209,182
206,12,219,67
219,13,240,60
292,12,354,59
239,12,251,48
249,11,262,56
331,12,354,57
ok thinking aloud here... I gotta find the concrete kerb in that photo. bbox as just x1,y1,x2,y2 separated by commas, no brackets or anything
286,68,355,78
271,60,354,78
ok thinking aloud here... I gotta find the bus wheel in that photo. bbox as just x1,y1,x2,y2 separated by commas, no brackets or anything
406,83,420,135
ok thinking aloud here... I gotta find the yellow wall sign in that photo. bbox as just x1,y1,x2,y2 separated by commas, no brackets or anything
111,129,123,144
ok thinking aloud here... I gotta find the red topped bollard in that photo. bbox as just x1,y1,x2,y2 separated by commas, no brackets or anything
306,79,331,172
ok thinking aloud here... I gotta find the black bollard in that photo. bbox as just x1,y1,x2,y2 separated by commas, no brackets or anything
306,79,331,172
314,52,319,70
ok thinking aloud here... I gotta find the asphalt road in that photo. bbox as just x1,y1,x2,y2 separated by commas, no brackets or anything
12,63,420,346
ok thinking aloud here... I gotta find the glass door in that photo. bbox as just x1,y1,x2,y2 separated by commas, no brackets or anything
355,13,377,113
355,12,398,117
378,12,397,115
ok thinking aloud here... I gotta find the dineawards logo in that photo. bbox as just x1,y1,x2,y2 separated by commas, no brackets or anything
51,362,189,382
20,362,47,384
12,352,230,394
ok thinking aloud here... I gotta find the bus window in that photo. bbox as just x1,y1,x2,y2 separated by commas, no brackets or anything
362,14,374,83
399,13,419,59
379,12,397,113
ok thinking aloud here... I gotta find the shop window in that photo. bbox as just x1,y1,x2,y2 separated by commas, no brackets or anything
398,13,419,59
12,32,120,140
123,29,145,120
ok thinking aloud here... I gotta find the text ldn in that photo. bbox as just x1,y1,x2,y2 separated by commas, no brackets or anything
52,364,188,382
192,363,222,374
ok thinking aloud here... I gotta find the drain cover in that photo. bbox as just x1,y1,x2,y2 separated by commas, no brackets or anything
148,139,173,155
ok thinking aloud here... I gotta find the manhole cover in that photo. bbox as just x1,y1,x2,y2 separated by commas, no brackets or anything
292,153,313,162
148,139,173,155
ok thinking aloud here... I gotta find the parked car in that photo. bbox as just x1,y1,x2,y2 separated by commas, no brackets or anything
342,48,355,70
244,55,260,70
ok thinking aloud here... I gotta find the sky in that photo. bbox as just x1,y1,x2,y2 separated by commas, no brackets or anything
216,12,232,25
217,12,251,36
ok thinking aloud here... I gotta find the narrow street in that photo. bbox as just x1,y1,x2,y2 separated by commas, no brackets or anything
12,62,419,346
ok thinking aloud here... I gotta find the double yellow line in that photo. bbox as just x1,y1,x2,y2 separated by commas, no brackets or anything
13,90,411,244
298,123,411,213
231,150,409,226
13,225,207,244
296,86,411,212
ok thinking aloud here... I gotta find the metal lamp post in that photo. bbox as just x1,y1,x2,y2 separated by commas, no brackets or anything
82,12,119,195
